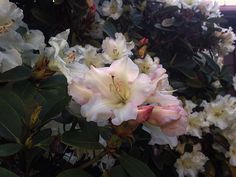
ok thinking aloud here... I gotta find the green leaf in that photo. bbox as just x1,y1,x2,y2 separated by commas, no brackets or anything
0,167,19,177
31,8,56,25
103,20,117,38
0,93,23,142
0,143,23,157
110,165,130,177
119,153,156,177
0,66,31,83
57,169,92,177
0,91,25,119
62,122,103,150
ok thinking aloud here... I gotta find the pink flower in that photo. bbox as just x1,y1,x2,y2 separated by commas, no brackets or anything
136,106,154,123
147,105,187,136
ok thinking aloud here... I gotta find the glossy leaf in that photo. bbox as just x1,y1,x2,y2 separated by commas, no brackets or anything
119,153,156,177
62,122,103,149
0,92,24,142
57,169,92,177
0,167,19,177
0,143,23,157
0,66,31,83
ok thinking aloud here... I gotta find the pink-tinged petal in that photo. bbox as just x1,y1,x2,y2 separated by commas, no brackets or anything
143,123,178,148
84,66,112,97
148,92,180,106
130,73,155,105
148,106,180,126
136,106,154,123
112,102,138,125
161,114,187,136
68,81,93,105
81,95,112,123
109,57,139,83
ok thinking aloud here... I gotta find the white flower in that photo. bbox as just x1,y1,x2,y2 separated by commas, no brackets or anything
23,30,46,51
227,143,236,167
215,27,236,56
47,29,88,83
186,111,209,138
143,123,178,148
211,80,222,88
134,55,160,75
156,0,180,7
78,57,155,125
233,74,236,91
99,155,116,171
102,0,123,20
102,33,134,63
0,49,22,73
0,0,23,33
201,95,236,130
197,0,221,18
79,45,105,68
184,100,197,114
180,0,200,9
87,13,104,39
175,149,208,177
161,17,175,27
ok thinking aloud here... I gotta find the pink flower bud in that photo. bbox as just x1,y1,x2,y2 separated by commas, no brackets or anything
147,105,187,136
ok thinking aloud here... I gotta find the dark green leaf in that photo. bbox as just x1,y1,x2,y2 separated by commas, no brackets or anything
0,143,23,157
0,94,23,142
119,153,156,177
103,20,117,38
62,122,103,149
57,169,92,177
0,66,31,83
0,167,19,177
110,165,130,177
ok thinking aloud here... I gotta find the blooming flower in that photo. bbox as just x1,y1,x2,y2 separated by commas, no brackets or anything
75,57,155,125
214,27,236,56
233,74,236,91
102,0,123,20
197,0,221,18
0,0,23,34
0,49,22,73
186,111,209,138
46,30,88,83
143,123,179,148
227,143,236,166
180,0,200,9
156,0,180,7
102,33,134,63
79,45,105,68
175,148,208,177
201,95,236,130
147,105,187,136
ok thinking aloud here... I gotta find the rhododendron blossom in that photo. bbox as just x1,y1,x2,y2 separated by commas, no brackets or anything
71,57,155,125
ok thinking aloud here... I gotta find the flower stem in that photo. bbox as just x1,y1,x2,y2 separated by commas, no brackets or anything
79,150,107,169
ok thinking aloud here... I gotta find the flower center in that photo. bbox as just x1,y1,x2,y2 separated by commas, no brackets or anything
110,2,118,14
213,109,224,118
0,20,13,34
109,75,130,105
112,48,120,59
66,51,76,63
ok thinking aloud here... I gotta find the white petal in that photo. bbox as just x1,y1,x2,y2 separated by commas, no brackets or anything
112,102,138,125
81,95,112,123
143,123,178,148
0,49,22,72
109,57,139,83
129,73,155,105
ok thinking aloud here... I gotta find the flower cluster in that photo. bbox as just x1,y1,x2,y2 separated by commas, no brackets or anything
183,95,236,167
48,31,188,147
174,144,208,177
